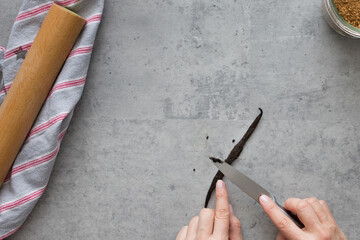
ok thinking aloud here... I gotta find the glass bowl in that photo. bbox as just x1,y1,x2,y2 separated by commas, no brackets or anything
322,0,360,38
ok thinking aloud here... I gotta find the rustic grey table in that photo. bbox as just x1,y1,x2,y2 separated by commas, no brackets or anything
1,0,359,239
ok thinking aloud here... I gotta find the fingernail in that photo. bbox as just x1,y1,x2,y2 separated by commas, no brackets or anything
229,204,234,214
216,180,224,189
259,195,269,204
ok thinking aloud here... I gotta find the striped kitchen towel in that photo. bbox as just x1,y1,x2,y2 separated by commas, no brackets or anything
0,0,104,238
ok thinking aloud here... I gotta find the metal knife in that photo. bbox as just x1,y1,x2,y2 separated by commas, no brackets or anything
211,158,304,228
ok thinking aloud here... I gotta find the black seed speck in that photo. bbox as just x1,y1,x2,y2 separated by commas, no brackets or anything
250,222,257,229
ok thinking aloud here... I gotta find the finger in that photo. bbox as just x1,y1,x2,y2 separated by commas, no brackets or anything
185,216,199,240
176,226,188,240
197,208,215,238
229,205,242,240
319,200,336,223
213,180,230,239
276,232,288,240
284,198,320,229
305,198,329,223
259,195,303,240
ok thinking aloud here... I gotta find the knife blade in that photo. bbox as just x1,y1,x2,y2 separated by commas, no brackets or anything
211,158,304,228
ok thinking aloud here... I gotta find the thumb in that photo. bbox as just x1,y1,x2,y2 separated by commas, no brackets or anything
259,195,303,240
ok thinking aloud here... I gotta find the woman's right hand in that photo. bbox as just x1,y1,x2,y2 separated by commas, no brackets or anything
259,195,347,240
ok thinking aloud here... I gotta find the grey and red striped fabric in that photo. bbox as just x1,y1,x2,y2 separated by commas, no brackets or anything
0,0,104,238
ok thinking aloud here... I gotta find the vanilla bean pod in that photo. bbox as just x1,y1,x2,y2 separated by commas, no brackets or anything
204,108,263,207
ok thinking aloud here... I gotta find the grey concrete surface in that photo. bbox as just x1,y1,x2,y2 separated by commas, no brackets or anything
1,0,360,239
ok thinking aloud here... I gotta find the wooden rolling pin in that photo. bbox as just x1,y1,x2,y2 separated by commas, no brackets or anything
0,4,86,187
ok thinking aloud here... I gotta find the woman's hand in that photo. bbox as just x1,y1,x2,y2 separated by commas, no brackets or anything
176,180,242,240
259,195,347,240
